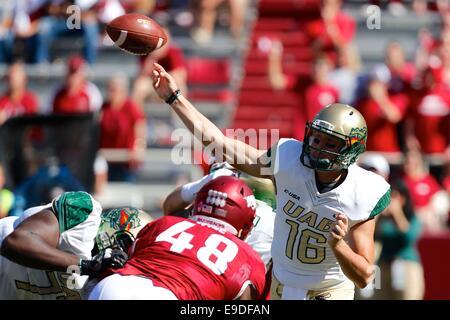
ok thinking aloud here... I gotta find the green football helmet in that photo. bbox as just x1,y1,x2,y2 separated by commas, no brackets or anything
300,103,368,171
95,207,154,253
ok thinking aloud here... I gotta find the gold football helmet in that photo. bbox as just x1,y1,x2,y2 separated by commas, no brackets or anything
300,103,368,171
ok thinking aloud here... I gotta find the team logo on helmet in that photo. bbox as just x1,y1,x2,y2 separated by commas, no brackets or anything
244,195,257,210
206,189,228,208
101,207,141,232
349,127,367,146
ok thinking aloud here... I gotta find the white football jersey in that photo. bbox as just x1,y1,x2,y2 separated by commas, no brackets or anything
0,191,102,300
245,200,275,270
269,139,391,291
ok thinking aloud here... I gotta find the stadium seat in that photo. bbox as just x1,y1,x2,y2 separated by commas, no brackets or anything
253,18,300,32
238,91,302,106
233,106,295,121
258,0,320,17
188,89,234,104
187,57,231,86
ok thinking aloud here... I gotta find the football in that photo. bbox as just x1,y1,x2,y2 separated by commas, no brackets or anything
106,13,168,55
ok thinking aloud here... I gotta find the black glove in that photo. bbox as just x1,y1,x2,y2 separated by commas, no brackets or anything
108,248,128,268
80,248,128,277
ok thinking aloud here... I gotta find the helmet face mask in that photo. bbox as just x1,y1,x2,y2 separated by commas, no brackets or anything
300,103,368,172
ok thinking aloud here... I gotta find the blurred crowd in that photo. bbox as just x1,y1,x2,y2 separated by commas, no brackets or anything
0,0,251,211
0,0,248,65
267,0,450,228
262,0,450,300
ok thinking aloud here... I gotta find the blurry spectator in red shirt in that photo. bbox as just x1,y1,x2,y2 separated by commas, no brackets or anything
357,64,409,154
306,0,356,64
403,149,449,232
304,57,339,123
132,28,187,106
405,58,450,155
49,55,103,114
297,57,339,140
0,62,39,125
385,42,416,93
407,82,450,155
100,74,147,181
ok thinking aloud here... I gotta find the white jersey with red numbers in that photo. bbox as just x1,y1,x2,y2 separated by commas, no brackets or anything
107,216,266,300
0,191,102,300
269,138,391,291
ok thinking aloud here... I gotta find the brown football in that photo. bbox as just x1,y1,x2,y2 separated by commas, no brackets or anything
106,13,168,55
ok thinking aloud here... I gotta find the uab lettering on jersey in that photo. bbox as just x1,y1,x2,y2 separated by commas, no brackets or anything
282,200,334,264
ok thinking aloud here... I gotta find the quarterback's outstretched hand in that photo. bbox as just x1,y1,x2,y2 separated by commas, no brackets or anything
80,248,128,278
151,63,179,102
328,214,348,247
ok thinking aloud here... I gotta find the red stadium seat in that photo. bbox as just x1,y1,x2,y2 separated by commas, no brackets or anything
238,91,301,106
253,18,300,32
232,119,294,138
187,58,231,86
258,0,320,17
188,89,234,104
234,106,295,121
250,31,310,48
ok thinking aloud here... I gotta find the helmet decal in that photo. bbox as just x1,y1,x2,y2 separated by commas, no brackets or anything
102,207,142,233
244,195,257,210
349,127,367,146
95,207,153,253
206,190,228,208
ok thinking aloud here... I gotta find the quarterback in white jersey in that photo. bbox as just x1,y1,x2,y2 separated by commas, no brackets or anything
269,138,390,298
0,191,127,300
150,64,391,300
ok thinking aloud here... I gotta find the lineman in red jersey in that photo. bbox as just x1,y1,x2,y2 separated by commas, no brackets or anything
88,176,266,300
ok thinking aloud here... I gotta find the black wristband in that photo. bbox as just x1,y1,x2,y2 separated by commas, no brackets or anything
165,89,181,105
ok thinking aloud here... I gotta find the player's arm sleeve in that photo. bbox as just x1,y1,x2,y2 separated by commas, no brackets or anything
258,138,285,179
368,187,391,220
264,138,299,187
52,191,103,259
